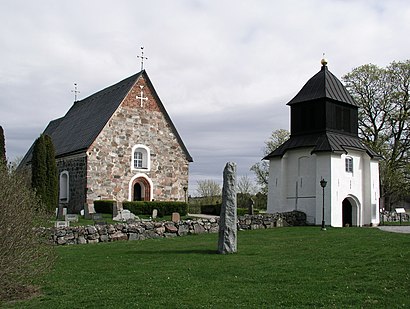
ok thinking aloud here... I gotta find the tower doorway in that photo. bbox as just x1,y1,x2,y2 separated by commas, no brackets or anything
342,198,355,227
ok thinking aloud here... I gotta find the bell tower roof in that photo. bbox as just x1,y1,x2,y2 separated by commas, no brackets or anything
287,60,357,107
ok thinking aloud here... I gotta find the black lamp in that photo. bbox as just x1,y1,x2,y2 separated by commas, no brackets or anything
320,179,327,230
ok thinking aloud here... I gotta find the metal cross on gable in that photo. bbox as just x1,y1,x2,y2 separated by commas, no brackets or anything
137,46,148,71
136,85,148,107
71,83,80,102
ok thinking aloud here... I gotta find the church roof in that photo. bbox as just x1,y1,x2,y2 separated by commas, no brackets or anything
264,132,380,159
21,70,193,165
287,64,358,106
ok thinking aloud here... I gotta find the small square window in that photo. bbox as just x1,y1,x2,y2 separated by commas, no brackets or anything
345,157,353,173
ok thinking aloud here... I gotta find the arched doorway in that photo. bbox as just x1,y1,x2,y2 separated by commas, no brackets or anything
131,177,151,201
342,199,353,227
342,196,360,227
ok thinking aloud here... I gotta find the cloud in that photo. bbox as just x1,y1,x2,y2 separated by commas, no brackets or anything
1,0,410,195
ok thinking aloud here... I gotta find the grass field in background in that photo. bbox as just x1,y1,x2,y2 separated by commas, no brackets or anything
6,227,410,308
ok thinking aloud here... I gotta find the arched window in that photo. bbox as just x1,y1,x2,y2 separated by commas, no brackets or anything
131,144,150,171
59,171,69,202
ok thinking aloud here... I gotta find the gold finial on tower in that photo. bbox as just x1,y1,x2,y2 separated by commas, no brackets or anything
321,53,328,66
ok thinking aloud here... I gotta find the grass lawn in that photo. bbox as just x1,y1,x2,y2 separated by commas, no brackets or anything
5,227,410,308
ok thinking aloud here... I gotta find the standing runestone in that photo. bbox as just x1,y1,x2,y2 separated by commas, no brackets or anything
218,162,237,254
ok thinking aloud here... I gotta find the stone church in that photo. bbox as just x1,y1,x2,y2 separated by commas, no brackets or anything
21,70,193,214
264,60,380,227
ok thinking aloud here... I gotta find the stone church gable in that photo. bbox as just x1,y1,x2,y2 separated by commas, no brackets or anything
86,73,190,204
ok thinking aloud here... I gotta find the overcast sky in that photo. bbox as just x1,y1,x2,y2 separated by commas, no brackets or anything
1,0,410,195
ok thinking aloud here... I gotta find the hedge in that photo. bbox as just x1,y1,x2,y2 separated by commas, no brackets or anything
123,201,188,217
200,204,221,215
201,204,249,216
94,200,115,214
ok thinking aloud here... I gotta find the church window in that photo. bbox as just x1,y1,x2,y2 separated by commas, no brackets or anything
59,171,69,202
134,152,143,168
345,157,353,173
131,144,150,171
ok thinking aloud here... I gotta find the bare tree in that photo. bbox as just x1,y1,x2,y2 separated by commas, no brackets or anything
251,129,290,194
0,168,55,301
237,175,257,195
196,179,221,205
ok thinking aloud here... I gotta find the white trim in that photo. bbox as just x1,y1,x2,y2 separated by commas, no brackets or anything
131,144,151,171
345,194,362,227
59,171,69,203
128,173,154,201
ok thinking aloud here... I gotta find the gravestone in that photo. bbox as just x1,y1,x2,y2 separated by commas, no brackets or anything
55,221,69,228
92,213,103,220
152,209,158,219
248,197,254,215
65,214,79,222
171,212,180,222
113,209,137,221
218,162,237,254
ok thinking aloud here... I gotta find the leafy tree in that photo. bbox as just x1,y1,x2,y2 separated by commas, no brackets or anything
0,126,6,171
196,179,221,205
44,135,58,213
251,129,290,194
32,134,47,203
31,134,58,213
342,60,410,210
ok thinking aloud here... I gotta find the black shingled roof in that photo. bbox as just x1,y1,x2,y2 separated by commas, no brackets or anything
287,65,357,106
264,132,380,159
20,70,193,165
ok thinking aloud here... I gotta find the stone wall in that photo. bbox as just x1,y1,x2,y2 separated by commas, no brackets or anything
380,211,410,223
51,211,306,246
56,154,87,213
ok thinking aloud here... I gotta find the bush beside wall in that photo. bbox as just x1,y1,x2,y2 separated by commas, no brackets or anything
123,201,188,217
94,200,115,214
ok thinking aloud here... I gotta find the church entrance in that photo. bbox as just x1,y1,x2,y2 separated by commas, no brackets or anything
342,198,353,227
132,177,151,201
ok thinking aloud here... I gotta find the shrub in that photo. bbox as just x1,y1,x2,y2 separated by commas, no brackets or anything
201,204,221,216
123,201,188,217
94,200,115,214
0,168,55,302
31,134,58,213
237,208,248,216
188,204,201,214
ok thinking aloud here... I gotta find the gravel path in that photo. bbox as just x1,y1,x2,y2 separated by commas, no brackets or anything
377,226,410,234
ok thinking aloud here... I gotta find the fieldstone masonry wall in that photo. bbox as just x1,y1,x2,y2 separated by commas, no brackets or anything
51,211,306,245
56,154,87,213
86,75,189,205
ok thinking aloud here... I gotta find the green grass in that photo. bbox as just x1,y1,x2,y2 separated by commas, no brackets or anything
5,227,410,308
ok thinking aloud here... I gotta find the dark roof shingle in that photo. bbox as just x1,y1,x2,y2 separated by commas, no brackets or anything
264,132,380,159
20,70,193,165
287,65,357,106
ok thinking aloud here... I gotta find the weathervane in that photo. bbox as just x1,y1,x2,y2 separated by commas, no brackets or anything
137,46,148,71
71,83,80,101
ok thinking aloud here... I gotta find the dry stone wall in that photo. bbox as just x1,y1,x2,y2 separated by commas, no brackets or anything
50,211,306,245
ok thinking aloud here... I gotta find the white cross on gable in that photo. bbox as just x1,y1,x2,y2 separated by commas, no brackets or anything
136,85,148,107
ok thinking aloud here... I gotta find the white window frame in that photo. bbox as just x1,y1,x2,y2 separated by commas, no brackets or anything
131,144,150,171
59,171,69,203
345,157,353,173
